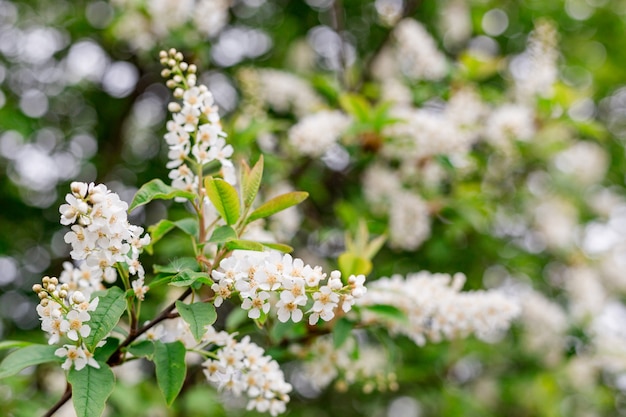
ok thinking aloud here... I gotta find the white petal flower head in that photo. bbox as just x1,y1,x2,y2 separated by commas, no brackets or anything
276,291,306,323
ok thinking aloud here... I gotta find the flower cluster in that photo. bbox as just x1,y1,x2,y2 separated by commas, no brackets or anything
161,49,234,195
357,272,520,346
288,110,352,158
295,336,398,394
33,277,100,371
211,251,366,325
59,181,150,296
202,326,292,416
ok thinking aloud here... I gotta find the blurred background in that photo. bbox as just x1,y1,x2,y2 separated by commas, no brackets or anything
2,0,626,416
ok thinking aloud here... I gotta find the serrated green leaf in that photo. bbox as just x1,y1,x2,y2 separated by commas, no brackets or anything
130,179,196,212
246,191,308,224
154,341,187,406
260,242,293,253
69,362,115,417
174,218,199,238
175,301,217,342
127,340,155,359
242,156,264,207
333,317,354,348
169,270,213,287
225,239,265,252
208,225,237,244
84,287,127,351
361,304,408,325
0,340,33,351
204,177,240,225
338,253,372,277
0,344,61,379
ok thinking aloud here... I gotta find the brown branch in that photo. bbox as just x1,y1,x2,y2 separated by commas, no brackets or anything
43,383,71,417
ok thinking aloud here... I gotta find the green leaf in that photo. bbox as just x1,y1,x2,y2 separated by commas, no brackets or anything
153,257,200,275
69,362,115,417
339,93,371,123
130,179,196,212
0,344,61,379
146,218,200,255
0,340,33,351
127,340,155,359
333,317,354,348
246,191,308,224
242,156,264,207
338,253,372,277
360,304,408,325
174,218,199,238
154,340,187,406
84,287,127,351
175,301,217,342
204,177,240,225
225,239,265,252
169,270,213,287
208,225,238,244
94,338,120,362
261,242,293,253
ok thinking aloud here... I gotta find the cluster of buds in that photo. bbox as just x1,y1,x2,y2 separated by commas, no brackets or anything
33,277,100,371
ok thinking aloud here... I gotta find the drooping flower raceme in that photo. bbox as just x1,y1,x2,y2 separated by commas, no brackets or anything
357,271,520,346
210,251,367,325
59,181,150,291
33,276,100,371
160,49,235,193
202,326,293,416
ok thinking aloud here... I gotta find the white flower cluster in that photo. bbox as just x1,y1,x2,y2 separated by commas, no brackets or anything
484,103,535,150
59,181,150,296
202,326,292,416
111,0,230,51
160,49,236,192
296,336,397,394
357,272,520,346
373,18,448,81
240,68,325,117
33,277,100,371
211,251,366,325
288,110,352,158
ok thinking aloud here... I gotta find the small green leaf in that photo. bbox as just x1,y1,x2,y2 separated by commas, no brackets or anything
94,338,120,362
242,156,264,207
339,93,371,123
208,225,238,244
169,270,213,287
204,177,240,225
153,257,200,275
225,239,265,252
127,340,155,359
261,242,293,253
174,218,199,238
333,317,354,348
130,179,196,212
84,287,127,351
360,304,408,325
147,218,200,253
0,340,33,351
69,362,115,417
154,340,187,406
175,301,217,342
338,253,372,277
246,191,308,224
0,344,61,379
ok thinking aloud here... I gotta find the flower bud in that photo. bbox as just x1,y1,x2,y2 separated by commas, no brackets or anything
179,62,188,71
159,50,168,59
38,292,48,300
166,80,176,89
168,58,176,68
161,69,171,78
168,102,181,113
173,88,184,98
47,284,56,292
32,284,42,293
188,64,197,73
173,75,183,83
72,291,86,304
175,52,183,61
168,48,177,57
59,290,68,299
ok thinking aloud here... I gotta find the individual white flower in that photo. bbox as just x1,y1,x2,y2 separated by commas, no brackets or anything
60,309,92,341
55,344,99,371
132,277,149,300
276,291,306,323
309,286,340,324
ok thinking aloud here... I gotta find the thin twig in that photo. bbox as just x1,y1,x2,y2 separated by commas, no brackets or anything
43,383,71,417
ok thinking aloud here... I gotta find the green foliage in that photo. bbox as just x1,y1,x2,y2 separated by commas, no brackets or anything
68,363,116,417
154,341,187,406
84,287,127,351
129,179,196,212
175,301,217,342
0,345,61,379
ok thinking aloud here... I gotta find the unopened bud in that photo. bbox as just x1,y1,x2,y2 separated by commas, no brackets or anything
161,69,171,78
32,284,42,293
188,64,197,73
166,80,176,89
38,292,48,300
179,62,188,71
173,75,183,83
168,48,177,57
168,58,176,68
175,52,183,61
173,88,184,98
47,284,56,292
159,50,168,59
72,292,86,304
168,102,181,113
59,290,68,299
